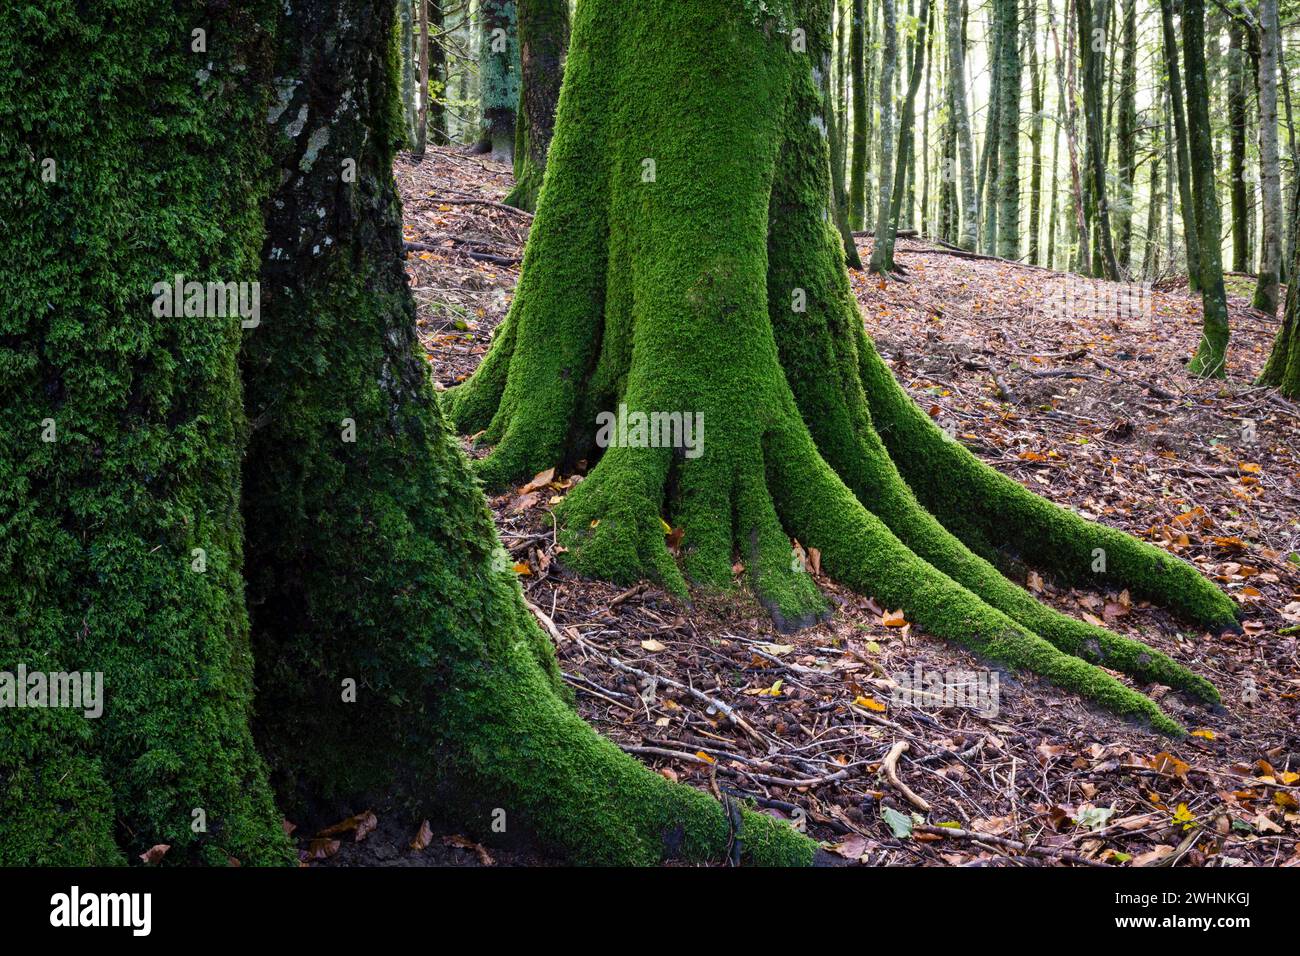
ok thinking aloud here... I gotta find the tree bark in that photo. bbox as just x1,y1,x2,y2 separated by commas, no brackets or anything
1115,0,1136,272
995,0,1021,260
1076,0,1120,279
503,0,569,211
947,0,979,249
477,0,520,162
869,0,899,270
1253,0,1283,314
1227,21,1250,274
850,0,871,229
1181,0,1230,377
1159,0,1201,289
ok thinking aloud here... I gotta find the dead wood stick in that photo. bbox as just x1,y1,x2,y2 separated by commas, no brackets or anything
881,741,931,811
914,825,1107,867
606,656,766,743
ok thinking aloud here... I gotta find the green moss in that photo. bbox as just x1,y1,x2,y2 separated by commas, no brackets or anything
0,0,294,865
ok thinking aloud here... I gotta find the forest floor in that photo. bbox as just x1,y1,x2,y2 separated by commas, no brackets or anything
313,146,1300,868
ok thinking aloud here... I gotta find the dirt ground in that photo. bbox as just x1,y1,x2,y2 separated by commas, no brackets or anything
301,147,1300,867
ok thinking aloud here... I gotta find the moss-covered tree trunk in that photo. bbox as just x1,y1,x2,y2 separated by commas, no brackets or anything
475,0,519,162
446,0,1238,737
503,0,569,212
242,0,812,866
1182,0,1231,378
0,0,292,866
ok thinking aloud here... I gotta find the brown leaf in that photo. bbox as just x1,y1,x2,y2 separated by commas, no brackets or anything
410,819,434,851
139,844,170,865
519,468,556,494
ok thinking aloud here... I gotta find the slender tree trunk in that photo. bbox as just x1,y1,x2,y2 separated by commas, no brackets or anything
830,0,866,267
503,0,569,211
1159,0,1201,289
850,0,870,228
414,0,432,156
869,0,899,271
1115,0,1136,272
1049,0,1088,272
920,10,934,235
1027,0,1044,264
947,0,979,248
995,0,1021,259
400,0,418,145
1143,152,1164,279
1182,0,1230,377
1076,0,1120,279
1253,0,1282,313
1227,21,1250,274
428,1,448,145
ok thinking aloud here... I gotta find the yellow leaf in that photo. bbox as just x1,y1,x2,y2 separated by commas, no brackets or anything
511,562,531,575
1190,729,1216,740
1171,803,1196,830
881,610,908,627
659,516,672,534
695,750,716,764
853,695,887,712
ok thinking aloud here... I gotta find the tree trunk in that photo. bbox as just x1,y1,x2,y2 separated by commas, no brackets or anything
503,0,569,211
400,0,418,145
1182,0,1230,377
1115,0,1136,272
0,0,297,866
446,0,1237,738
947,0,979,249
829,2,866,268
1027,0,1044,265
1049,0,1088,273
428,1,448,145
477,0,520,162
1253,0,1283,314
245,0,815,866
869,0,899,271
1076,0,1120,279
1159,0,1201,289
1227,21,1250,274
995,0,1021,260
414,0,432,157
850,0,870,229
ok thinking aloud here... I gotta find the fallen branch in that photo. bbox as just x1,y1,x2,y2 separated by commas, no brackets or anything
881,741,931,811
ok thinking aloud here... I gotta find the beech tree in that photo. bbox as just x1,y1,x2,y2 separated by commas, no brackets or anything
1181,0,1230,378
1,0,815,867
504,0,569,211
475,0,520,161
946,0,978,250
447,0,1236,738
